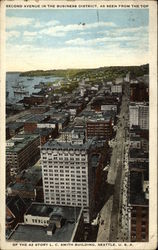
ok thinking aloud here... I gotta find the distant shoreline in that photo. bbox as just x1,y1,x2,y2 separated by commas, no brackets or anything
6,64,149,79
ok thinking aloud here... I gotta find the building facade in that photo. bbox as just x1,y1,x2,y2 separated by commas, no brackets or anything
6,134,40,175
86,120,113,139
129,103,149,130
41,140,95,223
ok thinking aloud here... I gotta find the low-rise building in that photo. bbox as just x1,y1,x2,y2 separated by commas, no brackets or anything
34,127,58,145
8,203,84,242
30,105,50,114
24,115,50,133
7,122,24,138
22,95,45,106
6,195,28,230
111,84,122,94
7,163,43,201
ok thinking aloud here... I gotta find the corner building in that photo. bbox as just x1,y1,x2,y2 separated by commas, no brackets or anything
41,140,95,223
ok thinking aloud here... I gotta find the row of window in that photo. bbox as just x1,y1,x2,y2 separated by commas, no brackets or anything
42,150,86,154
42,161,87,166
44,177,87,182
45,197,87,207
43,169,86,174
42,165,87,169
29,218,49,224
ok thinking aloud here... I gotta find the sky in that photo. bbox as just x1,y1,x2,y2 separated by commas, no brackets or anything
6,9,149,71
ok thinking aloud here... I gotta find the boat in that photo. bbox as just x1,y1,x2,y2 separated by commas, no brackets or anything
34,84,41,89
13,82,29,98
27,78,33,80
34,82,45,89
14,90,29,96
45,76,50,79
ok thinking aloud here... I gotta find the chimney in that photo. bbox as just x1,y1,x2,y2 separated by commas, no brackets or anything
46,223,56,236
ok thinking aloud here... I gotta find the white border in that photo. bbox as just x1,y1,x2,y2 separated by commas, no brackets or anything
0,1,157,249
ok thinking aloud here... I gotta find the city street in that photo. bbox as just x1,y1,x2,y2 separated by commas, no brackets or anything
97,83,130,242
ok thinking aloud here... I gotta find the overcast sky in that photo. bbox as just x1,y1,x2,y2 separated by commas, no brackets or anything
6,9,149,71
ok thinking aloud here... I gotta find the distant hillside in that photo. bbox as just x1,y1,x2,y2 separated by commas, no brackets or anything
19,64,149,80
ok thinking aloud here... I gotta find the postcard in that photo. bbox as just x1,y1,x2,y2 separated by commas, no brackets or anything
0,0,157,249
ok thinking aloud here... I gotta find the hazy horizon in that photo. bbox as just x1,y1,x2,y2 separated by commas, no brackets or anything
6,9,149,71
6,63,149,74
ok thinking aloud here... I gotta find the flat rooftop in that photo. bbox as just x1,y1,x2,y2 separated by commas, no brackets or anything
26,114,48,123
8,223,76,242
79,110,115,122
8,203,82,242
42,138,94,151
26,203,81,219
7,122,24,130
6,134,39,153
7,165,42,191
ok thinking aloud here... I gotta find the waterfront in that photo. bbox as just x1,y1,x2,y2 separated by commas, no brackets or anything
6,73,62,104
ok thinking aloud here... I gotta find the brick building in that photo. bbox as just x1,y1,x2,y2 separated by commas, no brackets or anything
6,134,40,176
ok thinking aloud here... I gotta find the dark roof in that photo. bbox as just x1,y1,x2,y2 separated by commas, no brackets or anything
34,128,53,136
129,161,148,171
8,166,42,192
8,223,76,242
8,203,82,242
7,122,24,130
6,195,27,217
129,148,149,160
129,171,148,206
26,114,48,123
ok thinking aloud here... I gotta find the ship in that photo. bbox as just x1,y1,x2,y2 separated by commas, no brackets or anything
12,82,29,98
27,78,34,80
34,82,45,89
14,90,29,96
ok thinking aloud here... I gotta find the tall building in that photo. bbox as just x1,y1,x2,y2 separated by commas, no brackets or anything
139,105,149,130
129,103,149,130
41,139,96,223
129,105,139,128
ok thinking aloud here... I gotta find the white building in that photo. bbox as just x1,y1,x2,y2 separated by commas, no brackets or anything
41,139,95,223
129,103,149,130
124,72,130,82
129,105,139,128
115,77,123,84
111,84,122,94
101,104,117,112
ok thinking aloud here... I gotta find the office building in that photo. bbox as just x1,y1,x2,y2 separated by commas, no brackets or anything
41,139,96,223
129,103,149,130
6,134,40,175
